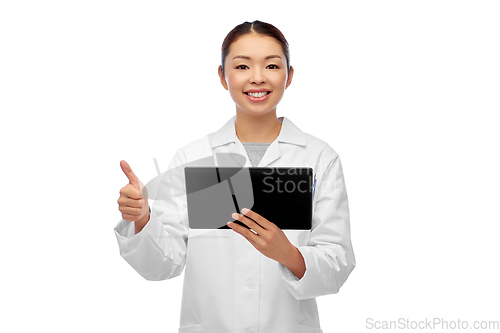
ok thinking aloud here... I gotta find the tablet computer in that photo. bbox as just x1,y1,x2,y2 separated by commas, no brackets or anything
184,166,313,230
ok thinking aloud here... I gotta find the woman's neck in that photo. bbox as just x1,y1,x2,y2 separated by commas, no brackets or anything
235,112,283,143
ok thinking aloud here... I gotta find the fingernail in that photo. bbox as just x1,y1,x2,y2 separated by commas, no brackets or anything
242,208,249,214
227,222,233,227
232,213,239,219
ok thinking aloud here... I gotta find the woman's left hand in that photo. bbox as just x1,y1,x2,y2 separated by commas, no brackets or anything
228,208,295,264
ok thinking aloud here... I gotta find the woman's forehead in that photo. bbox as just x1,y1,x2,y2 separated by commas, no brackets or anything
229,34,283,58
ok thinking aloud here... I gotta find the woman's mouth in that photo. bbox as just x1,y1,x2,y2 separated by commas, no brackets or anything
244,91,271,102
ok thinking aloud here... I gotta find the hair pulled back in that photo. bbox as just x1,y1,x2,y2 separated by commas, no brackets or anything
221,20,291,76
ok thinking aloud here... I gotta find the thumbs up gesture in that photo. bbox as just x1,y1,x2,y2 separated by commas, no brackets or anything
118,160,150,232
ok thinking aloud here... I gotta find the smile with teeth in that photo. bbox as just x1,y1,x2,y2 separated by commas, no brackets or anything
245,91,270,98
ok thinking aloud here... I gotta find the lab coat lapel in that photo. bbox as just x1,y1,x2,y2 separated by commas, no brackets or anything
230,118,282,167
258,116,307,167
256,140,281,167
230,136,252,168
209,115,306,167
230,133,282,167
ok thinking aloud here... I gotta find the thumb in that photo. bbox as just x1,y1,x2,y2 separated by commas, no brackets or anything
120,160,140,189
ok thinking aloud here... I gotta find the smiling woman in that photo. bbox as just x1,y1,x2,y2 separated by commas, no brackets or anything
217,21,295,143
114,20,355,333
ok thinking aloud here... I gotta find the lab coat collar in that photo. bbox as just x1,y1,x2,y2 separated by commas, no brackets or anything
210,115,306,148
209,115,306,167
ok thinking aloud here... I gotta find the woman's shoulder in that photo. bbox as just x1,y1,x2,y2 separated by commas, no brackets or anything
174,135,211,158
302,130,340,161
284,116,340,159
168,130,217,167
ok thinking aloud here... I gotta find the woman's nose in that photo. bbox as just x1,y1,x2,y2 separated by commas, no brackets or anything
250,68,266,84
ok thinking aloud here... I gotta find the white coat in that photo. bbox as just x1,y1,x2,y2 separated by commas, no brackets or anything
114,115,356,333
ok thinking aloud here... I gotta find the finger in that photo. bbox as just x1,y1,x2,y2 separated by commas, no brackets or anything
120,206,142,216
120,160,140,189
228,220,259,238
122,213,141,222
231,213,263,234
240,208,270,229
234,211,264,231
120,183,142,199
118,195,144,208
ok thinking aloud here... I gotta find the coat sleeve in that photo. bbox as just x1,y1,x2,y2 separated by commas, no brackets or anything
113,149,189,281
278,153,356,300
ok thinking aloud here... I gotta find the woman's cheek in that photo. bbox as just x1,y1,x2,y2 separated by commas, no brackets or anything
227,72,244,86
278,73,288,87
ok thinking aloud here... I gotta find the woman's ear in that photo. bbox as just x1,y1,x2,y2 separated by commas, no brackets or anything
218,65,229,90
285,66,294,89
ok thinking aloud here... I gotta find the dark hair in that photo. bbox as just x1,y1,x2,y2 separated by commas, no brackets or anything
220,20,291,76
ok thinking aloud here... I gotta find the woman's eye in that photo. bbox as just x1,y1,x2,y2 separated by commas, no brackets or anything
236,64,279,70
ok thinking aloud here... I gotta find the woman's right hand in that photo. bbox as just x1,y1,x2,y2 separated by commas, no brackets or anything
118,160,150,233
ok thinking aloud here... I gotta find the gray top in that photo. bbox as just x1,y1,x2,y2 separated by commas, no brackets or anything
242,142,271,167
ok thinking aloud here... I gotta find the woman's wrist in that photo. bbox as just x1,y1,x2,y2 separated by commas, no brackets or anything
135,206,151,234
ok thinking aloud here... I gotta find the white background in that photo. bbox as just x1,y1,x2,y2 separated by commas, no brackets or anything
1,0,499,332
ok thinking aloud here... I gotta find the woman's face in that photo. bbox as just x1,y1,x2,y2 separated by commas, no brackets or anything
219,33,293,117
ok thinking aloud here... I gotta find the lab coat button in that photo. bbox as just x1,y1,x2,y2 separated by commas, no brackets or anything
246,280,256,289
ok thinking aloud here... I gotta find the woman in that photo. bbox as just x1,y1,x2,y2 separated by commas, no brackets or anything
115,20,355,332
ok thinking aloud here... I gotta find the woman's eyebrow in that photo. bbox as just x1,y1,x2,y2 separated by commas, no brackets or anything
232,55,282,61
